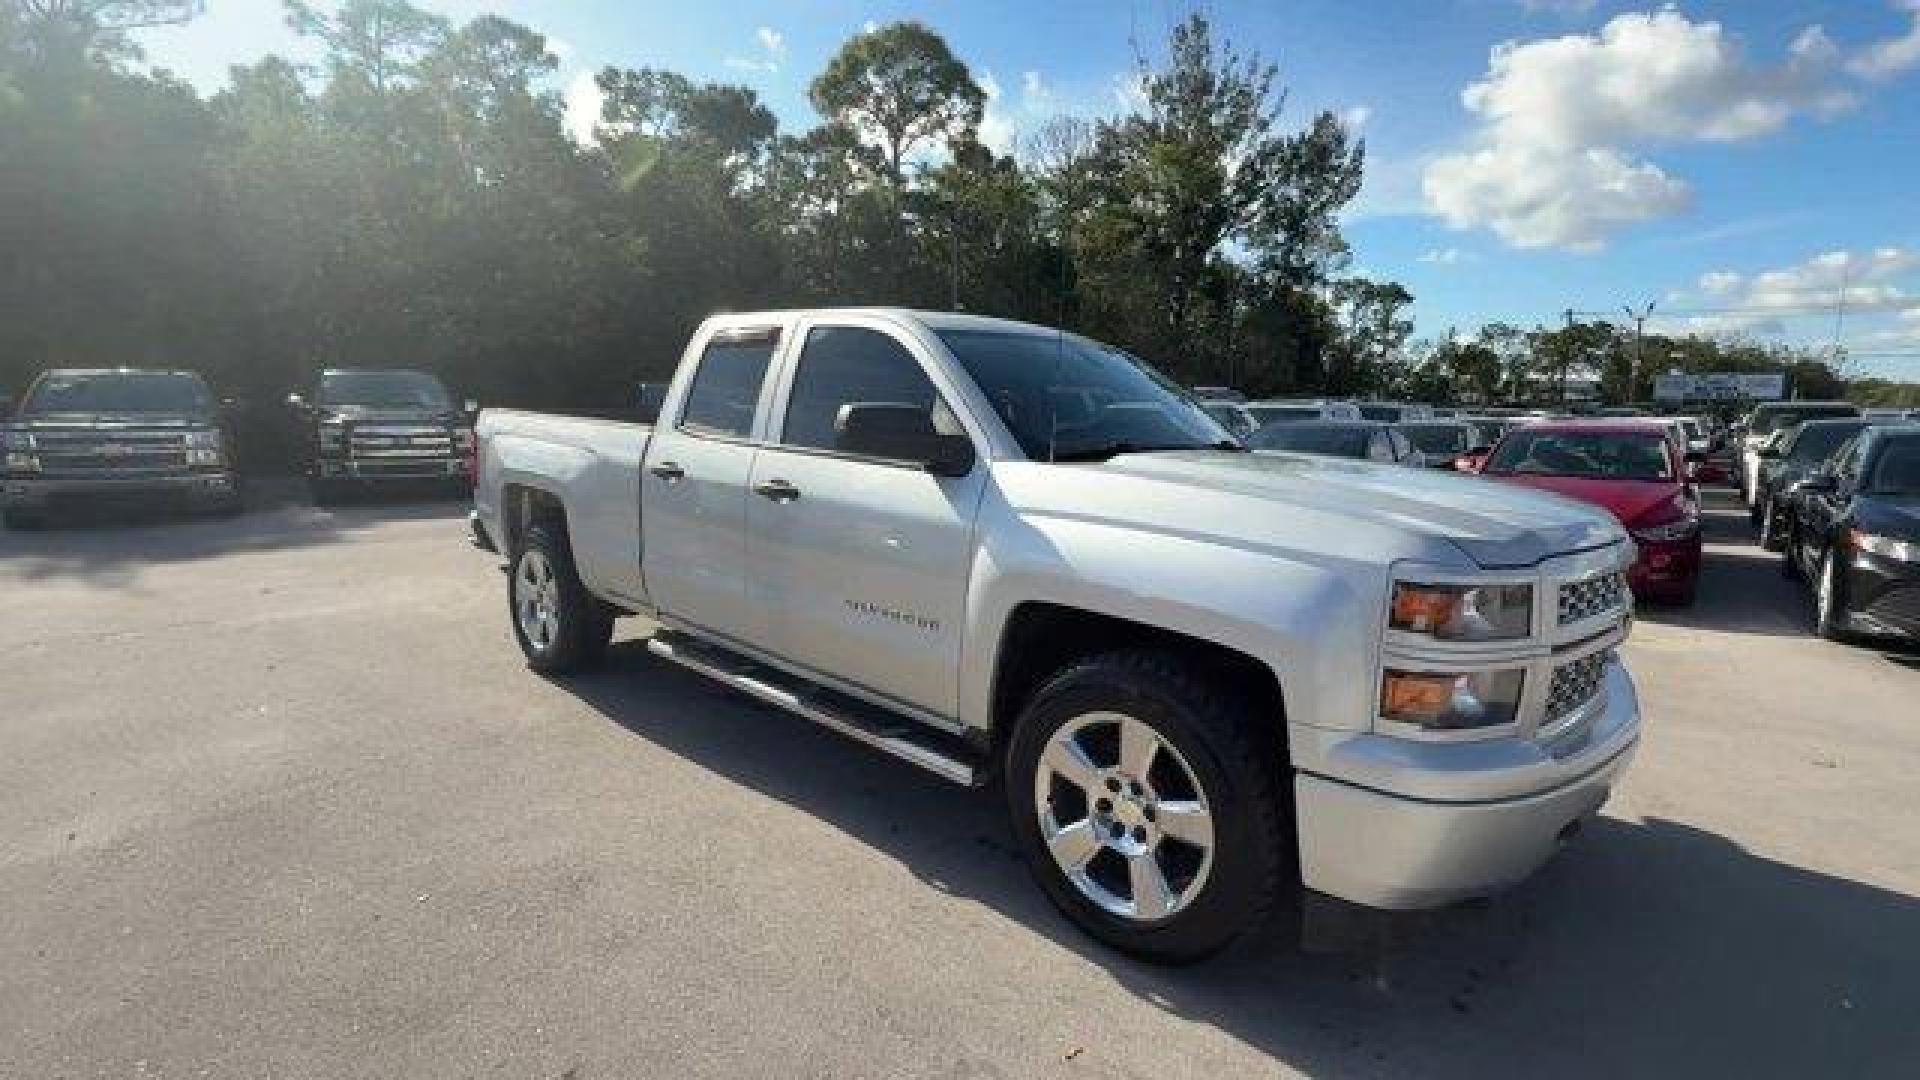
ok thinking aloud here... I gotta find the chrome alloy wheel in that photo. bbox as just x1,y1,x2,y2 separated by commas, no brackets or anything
1033,711,1215,923
515,548,561,652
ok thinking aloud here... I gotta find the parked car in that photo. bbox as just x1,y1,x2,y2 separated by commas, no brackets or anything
1473,420,1701,605
286,368,476,503
1243,398,1362,427
1245,419,1421,465
1752,418,1873,550
0,367,240,529
1737,401,1861,507
1197,399,1258,439
1356,401,1434,424
1782,425,1920,641
474,308,1641,962
1396,420,1480,469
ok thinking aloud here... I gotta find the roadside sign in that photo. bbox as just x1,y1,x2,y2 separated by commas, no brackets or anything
1653,372,1787,402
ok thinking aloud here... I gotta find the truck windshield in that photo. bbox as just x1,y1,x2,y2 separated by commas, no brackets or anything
318,370,453,411
1869,439,1920,495
934,328,1229,461
1782,422,1865,464
23,371,212,414
1485,431,1675,482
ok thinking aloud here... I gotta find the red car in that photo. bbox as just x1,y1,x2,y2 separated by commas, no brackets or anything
1470,420,1703,605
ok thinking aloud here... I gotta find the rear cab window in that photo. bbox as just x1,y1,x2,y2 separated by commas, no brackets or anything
678,329,781,439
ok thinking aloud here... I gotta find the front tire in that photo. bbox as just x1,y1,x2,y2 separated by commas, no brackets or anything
1814,548,1854,643
510,523,614,674
1758,499,1779,550
1005,650,1294,964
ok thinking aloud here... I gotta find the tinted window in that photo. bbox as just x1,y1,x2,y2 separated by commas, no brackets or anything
1399,423,1468,455
1248,424,1369,457
1868,438,1920,494
318,369,451,411
1247,405,1320,426
24,371,212,414
1358,405,1399,422
1783,422,1866,464
680,334,778,439
1485,431,1675,481
782,326,939,453
935,328,1224,460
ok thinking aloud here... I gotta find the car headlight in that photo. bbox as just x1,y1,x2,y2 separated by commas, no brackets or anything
3,431,34,452
1381,667,1526,733
1850,529,1918,563
184,429,225,466
318,425,345,452
1389,580,1533,641
1632,517,1700,544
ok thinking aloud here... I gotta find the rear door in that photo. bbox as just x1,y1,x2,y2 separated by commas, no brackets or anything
745,319,987,721
639,325,784,645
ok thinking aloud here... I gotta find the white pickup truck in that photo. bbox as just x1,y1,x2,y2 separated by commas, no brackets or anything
474,308,1641,962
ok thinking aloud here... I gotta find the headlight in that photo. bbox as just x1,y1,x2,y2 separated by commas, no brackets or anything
1381,668,1526,732
1632,517,1699,544
1851,529,1918,563
3,431,34,452
4,451,39,473
318,425,345,452
185,429,225,467
184,429,220,449
1390,580,1533,641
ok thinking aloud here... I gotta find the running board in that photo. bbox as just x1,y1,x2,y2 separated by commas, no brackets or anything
645,632,981,786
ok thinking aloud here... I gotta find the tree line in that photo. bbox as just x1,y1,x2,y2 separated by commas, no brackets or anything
0,0,1862,413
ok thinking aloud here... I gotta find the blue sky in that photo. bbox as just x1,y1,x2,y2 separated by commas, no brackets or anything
139,1,1920,379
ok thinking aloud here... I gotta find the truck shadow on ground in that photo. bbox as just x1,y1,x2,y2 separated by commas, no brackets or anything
562,639,1920,1079
0,477,468,587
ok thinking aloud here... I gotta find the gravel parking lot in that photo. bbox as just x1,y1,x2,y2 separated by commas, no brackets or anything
2,484,1916,1079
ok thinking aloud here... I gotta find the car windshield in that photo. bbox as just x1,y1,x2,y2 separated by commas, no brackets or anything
1247,424,1370,457
1485,430,1675,482
1784,423,1863,464
1869,439,1920,495
22,371,212,414
1357,405,1402,422
1754,406,1857,435
318,370,453,411
934,328,1228,461
1398,423,1467,454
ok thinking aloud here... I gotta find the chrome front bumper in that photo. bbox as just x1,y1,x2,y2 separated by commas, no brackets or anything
2,471,236,506
1293,658,1639,910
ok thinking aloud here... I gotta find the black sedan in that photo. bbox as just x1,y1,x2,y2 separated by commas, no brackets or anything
1754,418,1872,550
1246,420,1422,466
1782,425,1920,641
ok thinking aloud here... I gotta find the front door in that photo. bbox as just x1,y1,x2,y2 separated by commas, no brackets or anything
640,326,783,644
746,321,986,720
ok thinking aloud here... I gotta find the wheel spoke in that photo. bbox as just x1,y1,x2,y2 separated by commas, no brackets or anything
1117,717,1159,781
1042,734,1101,793
1156,800,1212,850
1129,851,1173,920
1046,819,1100,871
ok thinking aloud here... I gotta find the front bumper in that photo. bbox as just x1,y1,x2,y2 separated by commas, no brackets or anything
1627,535,1702,600
314,457,469,483
1294,659,1639,910
2,471,237,508
1845,549,1920,638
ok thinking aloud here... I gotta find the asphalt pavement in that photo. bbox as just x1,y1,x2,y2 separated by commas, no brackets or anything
1,483,1916,1079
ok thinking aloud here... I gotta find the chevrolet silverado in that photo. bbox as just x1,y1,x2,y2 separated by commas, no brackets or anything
473,309,1642,961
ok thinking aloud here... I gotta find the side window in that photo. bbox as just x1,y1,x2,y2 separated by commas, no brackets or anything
679,332,779,439
781,326,941,454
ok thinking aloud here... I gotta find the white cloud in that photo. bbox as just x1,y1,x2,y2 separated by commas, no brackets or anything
545,36,573,63
562,69,603,146
1111,70,1149,111
1340,105,1371,132
726,26,786,74
1423,9,1859,250
1850,0,1920,80
1698,270,1743,295
977,70,1015,154
1418,247,1474,265
861,19,880,35
1517,0,1598,13
1664,247,1920,338
1021,70,1050,107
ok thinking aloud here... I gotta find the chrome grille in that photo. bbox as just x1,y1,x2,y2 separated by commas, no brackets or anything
1545,651,1608,725
349,426,452,459
32,430,189,476
1558,571,1627,625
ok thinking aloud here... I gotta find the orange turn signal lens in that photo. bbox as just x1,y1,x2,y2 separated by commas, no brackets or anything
1391,588,1463,633
1381,672,1457,719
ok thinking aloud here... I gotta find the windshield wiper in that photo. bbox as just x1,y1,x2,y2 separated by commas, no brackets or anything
1053,440,1244,462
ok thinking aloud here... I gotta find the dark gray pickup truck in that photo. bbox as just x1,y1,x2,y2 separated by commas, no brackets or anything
286,368,476,503
1,368,241,529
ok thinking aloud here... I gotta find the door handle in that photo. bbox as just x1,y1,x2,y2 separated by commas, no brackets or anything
754,479,801,503
649,460,685,482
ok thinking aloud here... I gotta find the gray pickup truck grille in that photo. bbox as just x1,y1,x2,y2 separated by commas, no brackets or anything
1545,650,1609,725
33,430,189,476
349,427,452,459
1558,571,1626,626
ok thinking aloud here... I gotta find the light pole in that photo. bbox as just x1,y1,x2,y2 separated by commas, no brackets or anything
1623,301,1656,405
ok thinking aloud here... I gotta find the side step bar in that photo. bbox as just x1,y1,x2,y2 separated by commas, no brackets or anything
645,632,981,786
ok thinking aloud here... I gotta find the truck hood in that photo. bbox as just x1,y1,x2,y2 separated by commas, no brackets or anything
1028,450,1624,569
9,411,214,430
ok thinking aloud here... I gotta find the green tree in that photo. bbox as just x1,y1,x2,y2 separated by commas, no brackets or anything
808,20,984,184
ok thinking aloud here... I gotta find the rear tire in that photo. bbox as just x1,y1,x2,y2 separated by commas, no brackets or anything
510,522,614,675
1005,649,1294,964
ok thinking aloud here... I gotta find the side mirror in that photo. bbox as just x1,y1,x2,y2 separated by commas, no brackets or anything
285,392,308,411
462,398,479,416
835,402,975,477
